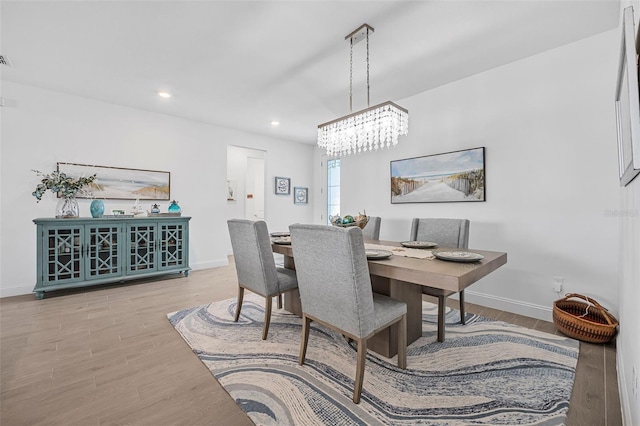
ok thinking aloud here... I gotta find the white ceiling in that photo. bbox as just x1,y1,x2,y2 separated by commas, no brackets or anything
1,1,621,144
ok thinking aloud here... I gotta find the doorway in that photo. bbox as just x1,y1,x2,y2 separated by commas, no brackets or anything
245,156,265,220
226,146,266,221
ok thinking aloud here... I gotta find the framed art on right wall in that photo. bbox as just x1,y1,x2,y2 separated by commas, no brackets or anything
615,7,640,186
390,147,485,204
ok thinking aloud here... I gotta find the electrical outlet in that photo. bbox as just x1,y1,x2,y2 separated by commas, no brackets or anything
553,276,564,293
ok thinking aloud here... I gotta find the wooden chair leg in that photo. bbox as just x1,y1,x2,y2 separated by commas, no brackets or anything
459,290,466,325
437,295,445,342
262,296,273,340
353,338,367,404
299,315,311,365
234,287,244,322
277,294,283,309
397,315,407,369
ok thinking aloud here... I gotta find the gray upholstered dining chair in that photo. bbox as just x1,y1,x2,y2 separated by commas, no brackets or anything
410,218,470,328
289,224,407,404
227,219,298,340
361,216,381,240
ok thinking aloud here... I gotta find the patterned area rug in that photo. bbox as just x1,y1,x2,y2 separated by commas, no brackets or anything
167,294,579,425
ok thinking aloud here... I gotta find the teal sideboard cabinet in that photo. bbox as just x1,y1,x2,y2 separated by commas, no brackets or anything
33,216,191,299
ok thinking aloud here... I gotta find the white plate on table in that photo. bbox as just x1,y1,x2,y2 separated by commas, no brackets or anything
432,249,484,263
400,241,438,249
365,249,393,260
270,232,290,237
272,237,291,245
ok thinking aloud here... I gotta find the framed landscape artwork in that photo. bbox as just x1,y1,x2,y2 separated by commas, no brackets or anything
390,147,485,203
57,162,170,200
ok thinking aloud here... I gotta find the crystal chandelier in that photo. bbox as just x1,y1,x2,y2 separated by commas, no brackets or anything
318,24,409,157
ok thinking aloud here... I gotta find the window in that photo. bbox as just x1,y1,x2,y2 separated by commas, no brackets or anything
327,158,340,224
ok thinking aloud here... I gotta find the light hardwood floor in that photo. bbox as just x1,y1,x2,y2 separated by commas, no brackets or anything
0,262,622,425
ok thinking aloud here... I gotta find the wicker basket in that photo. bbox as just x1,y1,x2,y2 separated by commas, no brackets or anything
552,293,618,343
331,216,369,230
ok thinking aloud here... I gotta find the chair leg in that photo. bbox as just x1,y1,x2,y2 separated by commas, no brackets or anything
459,290,466,325
234,287,244,322
353,338,367,404
262,296,273,340
437,295,445,342
299,315,311,366
277,294,283,309
397,315,407,369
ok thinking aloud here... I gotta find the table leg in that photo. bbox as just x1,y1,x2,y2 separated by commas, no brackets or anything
459,290,466,325
283,289,302,316
369,276,422,358
437,295,445,342
281,255,302,316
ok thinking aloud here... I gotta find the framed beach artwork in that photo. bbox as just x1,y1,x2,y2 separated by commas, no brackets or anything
614,7,640,187
390,147,485,204
57,163,170,200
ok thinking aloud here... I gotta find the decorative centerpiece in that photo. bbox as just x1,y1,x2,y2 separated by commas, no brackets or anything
130,199,145,216
32,169,97,218
330,211,369,229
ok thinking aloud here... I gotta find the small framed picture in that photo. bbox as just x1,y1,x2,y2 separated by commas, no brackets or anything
275,177,291,195
226,179,237,201
294,187,308,204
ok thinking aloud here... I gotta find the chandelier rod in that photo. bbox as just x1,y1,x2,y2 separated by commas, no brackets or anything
350,35,353,113
366,27,370,108
346,24,374,113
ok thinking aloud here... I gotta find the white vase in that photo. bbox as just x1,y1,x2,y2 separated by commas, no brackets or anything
56,196,79,218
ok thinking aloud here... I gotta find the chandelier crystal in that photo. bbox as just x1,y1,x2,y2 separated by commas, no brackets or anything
318,101,408,156
317,24,409,156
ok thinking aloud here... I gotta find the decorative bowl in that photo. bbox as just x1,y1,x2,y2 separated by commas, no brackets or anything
331,215,369,230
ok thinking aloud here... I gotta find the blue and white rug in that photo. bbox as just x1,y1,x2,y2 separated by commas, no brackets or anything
167,294,579,425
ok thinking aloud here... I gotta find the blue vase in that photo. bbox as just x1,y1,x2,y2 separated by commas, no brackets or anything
90,200,105,218
168,200,181,213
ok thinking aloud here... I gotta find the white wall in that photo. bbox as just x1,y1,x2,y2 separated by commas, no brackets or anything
339,23,640,422
341,29,621,321
618,174,639,425
618,1,640,423
0,81,315,297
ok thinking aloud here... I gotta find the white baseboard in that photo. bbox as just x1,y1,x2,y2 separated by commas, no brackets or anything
463,290,553,322
0,284,35,298
0,258,231,299
190,258,229,270
616,339,634,426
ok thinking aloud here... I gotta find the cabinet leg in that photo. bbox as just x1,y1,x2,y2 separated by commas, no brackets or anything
184,270,190,277
35,291,44,300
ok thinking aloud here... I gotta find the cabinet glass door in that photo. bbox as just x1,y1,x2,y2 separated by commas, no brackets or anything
42,225,84,285
158,222,187,271
127,223,157,274
85,224,122,280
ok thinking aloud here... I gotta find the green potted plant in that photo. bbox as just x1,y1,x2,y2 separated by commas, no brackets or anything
32,170,97,218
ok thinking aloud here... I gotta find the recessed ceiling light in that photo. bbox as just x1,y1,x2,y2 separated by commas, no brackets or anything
270,121,280,126
157,91,172,98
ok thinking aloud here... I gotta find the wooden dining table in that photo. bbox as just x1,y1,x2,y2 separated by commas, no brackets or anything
272,239,507,358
